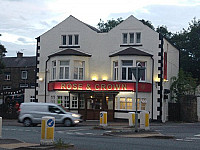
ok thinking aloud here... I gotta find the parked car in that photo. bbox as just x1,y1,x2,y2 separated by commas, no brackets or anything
18,102,83,127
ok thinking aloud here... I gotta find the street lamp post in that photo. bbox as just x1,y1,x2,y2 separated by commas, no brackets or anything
132,62,146,132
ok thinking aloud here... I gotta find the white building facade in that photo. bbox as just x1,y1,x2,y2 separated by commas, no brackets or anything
35,15,179,122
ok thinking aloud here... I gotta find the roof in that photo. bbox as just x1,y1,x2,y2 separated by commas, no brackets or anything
48,49,92,58
2,56,36,68
109,47,153,57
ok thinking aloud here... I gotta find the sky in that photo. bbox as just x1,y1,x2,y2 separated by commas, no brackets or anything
0,0,200,57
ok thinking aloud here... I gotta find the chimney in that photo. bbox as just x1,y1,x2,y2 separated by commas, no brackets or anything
17,52,23,58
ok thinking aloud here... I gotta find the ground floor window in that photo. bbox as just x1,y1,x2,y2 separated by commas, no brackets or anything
115,97,147,111
57,95,70,108
30,96,35,102
136,98,147,110
71,95,78,108
116,97,133,110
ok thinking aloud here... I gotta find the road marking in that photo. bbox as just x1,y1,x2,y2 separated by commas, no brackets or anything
176,139,193,142
194,134,200,137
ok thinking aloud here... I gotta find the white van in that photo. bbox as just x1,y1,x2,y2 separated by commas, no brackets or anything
18,102,83,127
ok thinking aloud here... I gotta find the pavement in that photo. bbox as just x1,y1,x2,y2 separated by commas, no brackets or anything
0,119,172,149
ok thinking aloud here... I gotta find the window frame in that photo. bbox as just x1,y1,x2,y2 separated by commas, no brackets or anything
121,60,133,81
74,61,84,80
113,61,118,81
52,61,56,80
59,60,70,80
21,71,27,80
4,73,11,81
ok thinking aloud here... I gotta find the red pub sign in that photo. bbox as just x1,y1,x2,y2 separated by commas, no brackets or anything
48,81,152,92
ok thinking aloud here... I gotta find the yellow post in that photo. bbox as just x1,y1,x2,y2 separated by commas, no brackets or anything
100,111,107,127
128,112,135,127
40,116,55,145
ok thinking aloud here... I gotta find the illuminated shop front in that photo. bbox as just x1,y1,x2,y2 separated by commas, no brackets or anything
48,81,151,120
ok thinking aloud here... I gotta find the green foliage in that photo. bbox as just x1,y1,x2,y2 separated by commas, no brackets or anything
140,19,155,30
156,25,172,40
170,69,197,102
54,138,74,149
170,18,200,80
97,18,123,32
0,34,7,74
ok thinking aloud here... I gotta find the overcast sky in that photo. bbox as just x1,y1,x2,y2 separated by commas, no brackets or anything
0,0,200,57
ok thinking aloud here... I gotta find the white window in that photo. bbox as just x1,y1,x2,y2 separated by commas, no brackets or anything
136,61,146,81
51,96,55,103
61,35,67,45
122,60,133,80
52,61,56,80
122,32,141,44
113,61,118,80
136,32,141,43
72,96,78,108
123,33,128,44
136,98,147,110
3,86,11,90
61,34,79,46
59,61,70,79
116,97,133,110
21,71,27,79
68,35,73,45
57,96,69,108
4,73,10,81
74,61,84,80
30,96,35,102
130,33,134,43
74,35,79,45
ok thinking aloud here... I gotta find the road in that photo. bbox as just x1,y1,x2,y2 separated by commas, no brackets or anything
2,122,200,150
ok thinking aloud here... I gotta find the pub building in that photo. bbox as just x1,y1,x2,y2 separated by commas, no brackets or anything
34,15,179,122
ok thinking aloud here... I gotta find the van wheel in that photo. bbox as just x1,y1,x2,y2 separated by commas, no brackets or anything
23,118,32,127
64,119,72,127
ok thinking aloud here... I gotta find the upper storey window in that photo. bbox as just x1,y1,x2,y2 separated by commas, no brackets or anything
122,60,133,81
59,60,70,79
122,32,141,45
74,61,84,80
61,34,79,46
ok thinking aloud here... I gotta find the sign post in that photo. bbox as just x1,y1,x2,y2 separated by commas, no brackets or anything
40,116,55,146
132,63,146,132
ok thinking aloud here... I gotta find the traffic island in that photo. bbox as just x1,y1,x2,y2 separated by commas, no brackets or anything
103,129,175,139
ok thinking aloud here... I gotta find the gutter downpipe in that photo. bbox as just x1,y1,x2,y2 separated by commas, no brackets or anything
151,56,154,120
45,57,50,103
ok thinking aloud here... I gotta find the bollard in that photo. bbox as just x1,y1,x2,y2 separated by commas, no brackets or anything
140,111,150,130
128,112,135,127
40,116,55,145
100,111,107,127
0,117,2,138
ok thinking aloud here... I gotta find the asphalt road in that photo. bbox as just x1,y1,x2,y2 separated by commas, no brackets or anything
1,121,200,150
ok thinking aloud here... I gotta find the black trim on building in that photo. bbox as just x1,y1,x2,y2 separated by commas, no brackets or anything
157,33,164,122
120,44,143,47
59,46,80,49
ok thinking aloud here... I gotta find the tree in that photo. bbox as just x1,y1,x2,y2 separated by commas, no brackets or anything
170,18,200,80
170,69,197,102
140,19,155,30
156,25,172,40
0,34,7,74
97,18,123,32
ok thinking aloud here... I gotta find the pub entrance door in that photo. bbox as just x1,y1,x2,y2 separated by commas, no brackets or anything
85,92,115,121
